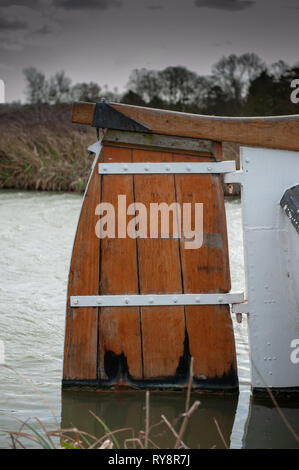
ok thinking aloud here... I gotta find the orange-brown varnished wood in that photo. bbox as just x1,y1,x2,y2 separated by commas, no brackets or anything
98,146,143,383
174,153,237,382
63,154,101,381
133,149,186,380
72,101,299,152
64,136,237,389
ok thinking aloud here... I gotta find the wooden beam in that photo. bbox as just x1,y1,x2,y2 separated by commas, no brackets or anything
72,101,299,152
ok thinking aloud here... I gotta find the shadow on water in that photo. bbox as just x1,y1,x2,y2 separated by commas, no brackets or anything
61,390,238,449
243,396,299,449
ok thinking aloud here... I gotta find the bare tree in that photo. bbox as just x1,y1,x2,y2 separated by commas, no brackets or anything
158,66,198,107
48,71,72,104
71,82,101,102
127,68,161,103
23,67,49,104
269,60,290,81
212,53,266,104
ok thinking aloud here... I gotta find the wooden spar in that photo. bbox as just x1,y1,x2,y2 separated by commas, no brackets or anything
72,101,299,152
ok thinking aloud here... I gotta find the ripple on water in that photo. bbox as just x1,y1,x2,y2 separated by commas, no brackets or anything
0,191,250,448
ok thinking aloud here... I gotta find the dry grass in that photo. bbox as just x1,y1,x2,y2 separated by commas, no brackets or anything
0,103,240,195
1,362,204,450
0,104,95,193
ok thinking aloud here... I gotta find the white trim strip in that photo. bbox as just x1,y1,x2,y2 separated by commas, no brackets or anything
98,161,236,175
71,292,244,308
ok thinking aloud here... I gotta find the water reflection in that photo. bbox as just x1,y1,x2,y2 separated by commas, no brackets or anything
61,390,238,449
243,396,299,449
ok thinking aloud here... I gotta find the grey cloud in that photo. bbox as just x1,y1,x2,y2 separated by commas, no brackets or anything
0,0,41,6
52,0,122,10
147,4,163,10
0,17,27,30
34,25,53,34
194,0,255,11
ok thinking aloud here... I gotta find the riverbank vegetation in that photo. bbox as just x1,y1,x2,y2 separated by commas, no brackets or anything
1,53,298,194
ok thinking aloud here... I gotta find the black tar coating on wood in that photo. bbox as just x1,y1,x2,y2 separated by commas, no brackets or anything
62,328,239,392
92,102,151,133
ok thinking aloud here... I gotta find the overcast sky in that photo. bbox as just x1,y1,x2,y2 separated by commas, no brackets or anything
0,0,298,102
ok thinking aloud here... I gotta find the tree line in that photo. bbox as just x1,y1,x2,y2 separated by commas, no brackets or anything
23,53,299,116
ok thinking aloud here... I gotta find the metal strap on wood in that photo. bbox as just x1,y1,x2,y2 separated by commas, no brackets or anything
98,161,236,175
71,292,244,307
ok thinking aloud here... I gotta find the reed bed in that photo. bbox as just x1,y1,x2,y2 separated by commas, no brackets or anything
0,104,240,195
0,104,94,193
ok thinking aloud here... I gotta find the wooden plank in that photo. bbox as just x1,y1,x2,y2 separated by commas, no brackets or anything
63,153,101,382
174,153,238,388
103,129,214,154
98,145,143,385
132,149,186,382
72,101,299,152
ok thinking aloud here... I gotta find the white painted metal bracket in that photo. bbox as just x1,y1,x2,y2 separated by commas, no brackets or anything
71,292,244,307
231,301,250,314
223,170,244,185
98,161,236,175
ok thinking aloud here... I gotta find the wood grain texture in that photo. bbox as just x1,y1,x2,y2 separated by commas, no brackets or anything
174,153,237,385
63,137,237,389
72,101,299,152
133,149,186,381
63,153,101,381
98,146,143,384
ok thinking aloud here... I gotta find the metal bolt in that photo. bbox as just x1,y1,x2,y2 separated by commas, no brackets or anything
186,165,191,172
97,298,102,305
173,297,178,303
103,166,107,172
245,158,250,163
166,166,171,172
149,297,154,304
124,297,129,304
218,297,223,303
145,165,149,171
123,165,128,171
195,296,201,303
73,298,78,305
207,166,212,172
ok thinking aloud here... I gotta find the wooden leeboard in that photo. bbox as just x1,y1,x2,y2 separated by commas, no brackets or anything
63,154,101,383
63,141,238,390
98,146,143,384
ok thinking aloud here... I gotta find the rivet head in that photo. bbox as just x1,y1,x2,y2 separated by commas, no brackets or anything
245,158,250,163
166,166,171,172
123,165,128,171
103,166,107,172
145,165,149,171
207,166,212,171
124,297,129,304
173,297,178,303
73,298,78,305
149,297,154,304
195,296,201,303
218,297,223,303
97,298,102,305
186,165,191,172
